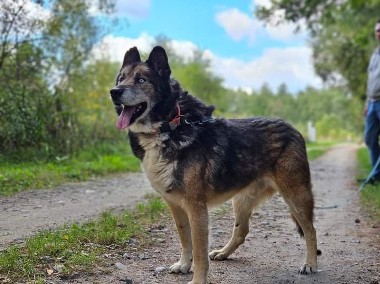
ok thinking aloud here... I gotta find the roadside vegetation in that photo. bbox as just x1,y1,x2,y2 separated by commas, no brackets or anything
0,195,169,283
0,141,140,196
356,147,380,221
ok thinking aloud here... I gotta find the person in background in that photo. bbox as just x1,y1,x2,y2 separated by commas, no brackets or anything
364,19,380,184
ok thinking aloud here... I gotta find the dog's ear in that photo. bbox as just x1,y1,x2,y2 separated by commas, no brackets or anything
122,47,141,67
146,46,171,78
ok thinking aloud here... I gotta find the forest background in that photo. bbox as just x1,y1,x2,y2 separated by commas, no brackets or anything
1,0,378,161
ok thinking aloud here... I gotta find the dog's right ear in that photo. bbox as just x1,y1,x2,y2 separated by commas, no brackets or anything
122,47,141,67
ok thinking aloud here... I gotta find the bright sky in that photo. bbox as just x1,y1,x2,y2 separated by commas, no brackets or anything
93,0,323,93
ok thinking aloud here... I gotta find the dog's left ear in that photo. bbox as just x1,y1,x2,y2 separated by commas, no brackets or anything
147,46,171,78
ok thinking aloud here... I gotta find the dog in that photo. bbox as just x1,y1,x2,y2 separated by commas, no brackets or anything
110,46,318,284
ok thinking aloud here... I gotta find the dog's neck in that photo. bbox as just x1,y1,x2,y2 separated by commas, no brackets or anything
159,102,184,133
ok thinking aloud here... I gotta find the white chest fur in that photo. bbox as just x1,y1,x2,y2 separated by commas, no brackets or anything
139,134,176,194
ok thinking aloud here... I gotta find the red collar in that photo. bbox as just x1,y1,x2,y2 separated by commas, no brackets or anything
159,102,183,133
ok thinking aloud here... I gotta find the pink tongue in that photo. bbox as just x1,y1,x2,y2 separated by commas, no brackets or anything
116,106,136,129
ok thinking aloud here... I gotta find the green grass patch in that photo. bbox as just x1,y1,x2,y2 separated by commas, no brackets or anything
356,147,380,220
0,141,140,196
306,141,336,160
0,196,168,283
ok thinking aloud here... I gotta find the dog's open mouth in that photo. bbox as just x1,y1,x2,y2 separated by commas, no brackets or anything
116,102,147,129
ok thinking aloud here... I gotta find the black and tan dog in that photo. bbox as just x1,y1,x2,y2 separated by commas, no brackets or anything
110,46,318,284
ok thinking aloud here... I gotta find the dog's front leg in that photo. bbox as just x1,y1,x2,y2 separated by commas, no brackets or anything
167,202,193,274
186,202,209,284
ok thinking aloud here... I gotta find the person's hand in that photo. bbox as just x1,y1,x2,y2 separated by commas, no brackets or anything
364,105,368,117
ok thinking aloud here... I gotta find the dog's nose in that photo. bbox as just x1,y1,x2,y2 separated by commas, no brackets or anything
110,87,124,99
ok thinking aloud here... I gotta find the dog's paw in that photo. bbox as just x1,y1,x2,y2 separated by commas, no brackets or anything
169,260,192,274
209,249,228,261
298,264,317,275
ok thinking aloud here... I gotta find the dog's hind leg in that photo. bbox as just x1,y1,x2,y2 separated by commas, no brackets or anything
278,179,318,274
209,186,275,260
167,202,193,274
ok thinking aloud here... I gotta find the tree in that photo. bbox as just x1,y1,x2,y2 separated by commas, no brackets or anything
0,0,116,155
255,0,380,99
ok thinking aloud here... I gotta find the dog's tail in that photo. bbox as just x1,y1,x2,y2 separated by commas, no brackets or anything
291,213,322,256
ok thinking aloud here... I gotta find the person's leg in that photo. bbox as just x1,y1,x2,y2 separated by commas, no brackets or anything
364,101,380,179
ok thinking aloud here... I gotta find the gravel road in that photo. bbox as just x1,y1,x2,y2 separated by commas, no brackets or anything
0,144,379,283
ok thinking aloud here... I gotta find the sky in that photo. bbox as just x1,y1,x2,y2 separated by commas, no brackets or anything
93,0,323,93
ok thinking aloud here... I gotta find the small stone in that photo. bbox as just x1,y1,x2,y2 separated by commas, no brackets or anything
128,238,138,246
119,277,133,284
154,266,166,274
122,253,131,259
139,253,150,260
53,264,64,273
115,262,128,270
355,219,361,223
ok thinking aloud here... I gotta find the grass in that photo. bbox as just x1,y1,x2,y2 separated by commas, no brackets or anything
0,196,168,283
356,147,380,220
306,141,337,160
0,141,140,196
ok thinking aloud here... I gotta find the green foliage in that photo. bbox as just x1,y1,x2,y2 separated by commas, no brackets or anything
0,196,168,282
0,43,54,151
255,0,380,100
0,0,117,156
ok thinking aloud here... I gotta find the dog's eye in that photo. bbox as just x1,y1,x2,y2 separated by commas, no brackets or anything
137,78,145,84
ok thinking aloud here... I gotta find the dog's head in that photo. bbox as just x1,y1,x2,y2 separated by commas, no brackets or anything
110,46,172,133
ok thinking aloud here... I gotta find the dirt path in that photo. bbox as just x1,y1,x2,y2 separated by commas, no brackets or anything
0,173,153,250
1,144,379,283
